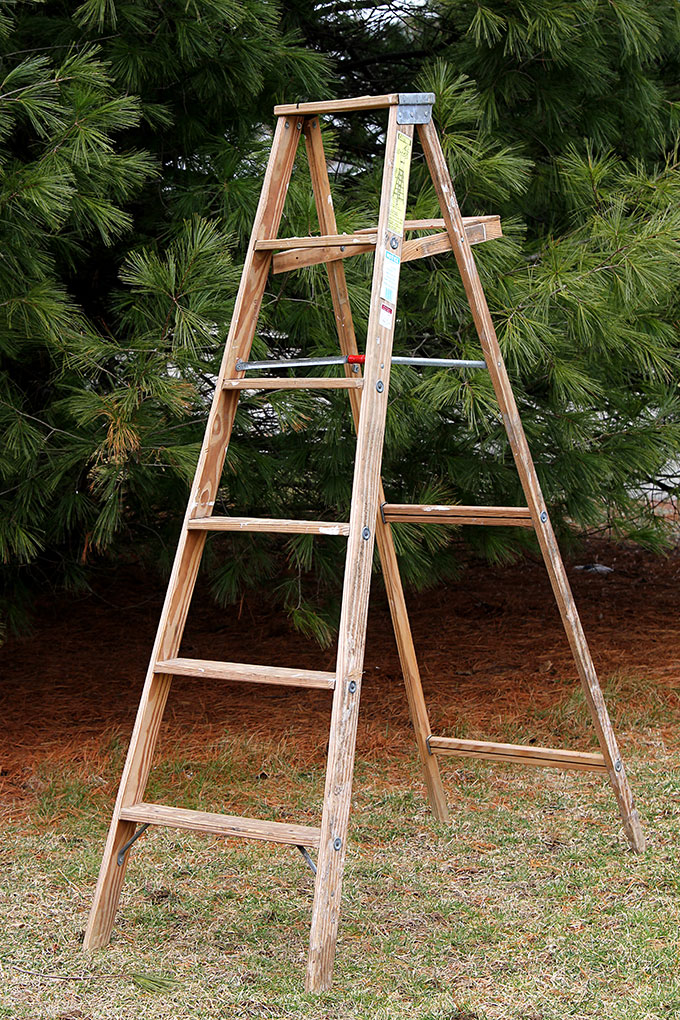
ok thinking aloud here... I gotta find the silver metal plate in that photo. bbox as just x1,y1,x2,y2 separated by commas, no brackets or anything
397,92,435,124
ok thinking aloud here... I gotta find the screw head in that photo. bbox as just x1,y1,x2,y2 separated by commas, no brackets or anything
333,837,342,851
348,680,357,693
614,759,623,773
390,236,399,250
376,380,384,393
540,510,548,523
362,526,371,540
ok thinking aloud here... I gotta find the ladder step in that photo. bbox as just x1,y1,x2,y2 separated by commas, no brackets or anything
187,517,350,535
120,803,321,847
256,233,373,250
155,656,336,689
224,377,363,390
428,736,606,772
382,504,533,527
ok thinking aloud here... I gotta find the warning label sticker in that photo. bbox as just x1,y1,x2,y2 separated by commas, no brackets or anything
380,250,401,303
386,131,413,236
379,302,394,329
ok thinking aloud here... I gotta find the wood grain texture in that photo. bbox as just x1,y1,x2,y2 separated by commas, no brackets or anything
401,222,499,262
306,112,429,994
271,216,501,274
83,116,306,953
257,233,376,250
223,377,363,390
186,517,350,535
428,736,606,771
120,803,321,847
355,215,500,233
302,115,448,825
386,515,533,527
418,117,645,854
383,504,532,527
154,657,336,689
274,95,399,115
272,243,375,273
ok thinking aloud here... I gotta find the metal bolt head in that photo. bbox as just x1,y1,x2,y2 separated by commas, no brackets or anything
284,121,290,129
540,510,548,523
348,680,357,693
614,759,623,773
333,837,342,851
362,526,371,540
376,380,384,393
390,236,399,250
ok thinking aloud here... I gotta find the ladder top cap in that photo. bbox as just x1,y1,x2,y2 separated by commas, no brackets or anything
273,93,435,117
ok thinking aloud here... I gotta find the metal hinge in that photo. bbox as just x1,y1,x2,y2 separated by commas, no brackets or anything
397,93,435,125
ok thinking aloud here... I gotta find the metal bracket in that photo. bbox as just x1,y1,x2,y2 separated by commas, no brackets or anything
380,502,387,525
117,823,150,867
425,734,433,756
397,93,435,125
296,844,317,875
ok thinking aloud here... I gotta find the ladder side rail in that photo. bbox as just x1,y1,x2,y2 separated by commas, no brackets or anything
306,110,416,993
302,117,448,823
83,116,304,953
417,118,645,854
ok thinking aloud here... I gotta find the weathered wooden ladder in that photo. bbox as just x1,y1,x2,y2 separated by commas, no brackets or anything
84,92,645,991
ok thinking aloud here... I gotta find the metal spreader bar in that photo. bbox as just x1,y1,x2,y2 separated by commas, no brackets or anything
235,355,486,372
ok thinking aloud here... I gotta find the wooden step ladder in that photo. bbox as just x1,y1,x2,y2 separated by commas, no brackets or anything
83,92,645,992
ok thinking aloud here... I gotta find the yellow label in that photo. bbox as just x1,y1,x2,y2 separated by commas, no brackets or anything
386,131,412,236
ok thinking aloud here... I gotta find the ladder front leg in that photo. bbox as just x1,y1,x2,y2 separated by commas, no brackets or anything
83,671,173,949
84,115,305,952
302,115,449,824
307,108,415,992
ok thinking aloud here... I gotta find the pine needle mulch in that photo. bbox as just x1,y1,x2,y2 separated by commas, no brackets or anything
3,537,680,825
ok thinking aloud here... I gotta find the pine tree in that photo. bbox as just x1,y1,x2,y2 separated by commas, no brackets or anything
2,1,680,646
0,1,328,638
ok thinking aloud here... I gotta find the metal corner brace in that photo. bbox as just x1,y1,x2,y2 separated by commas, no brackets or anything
397,93,435,125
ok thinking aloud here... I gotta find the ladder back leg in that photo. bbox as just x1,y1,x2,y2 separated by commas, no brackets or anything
417,118,645,854
83,115,305,952
306,109,416,992
302,116,449,824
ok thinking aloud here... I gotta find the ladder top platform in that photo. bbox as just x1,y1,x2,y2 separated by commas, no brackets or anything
274,93,435,117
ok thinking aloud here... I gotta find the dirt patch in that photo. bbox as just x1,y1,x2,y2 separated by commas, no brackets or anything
3,538,680,813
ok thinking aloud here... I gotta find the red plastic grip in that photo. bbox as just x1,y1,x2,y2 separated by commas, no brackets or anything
347,354,365,364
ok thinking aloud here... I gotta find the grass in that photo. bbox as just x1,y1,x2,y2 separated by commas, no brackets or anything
2,724,680,1017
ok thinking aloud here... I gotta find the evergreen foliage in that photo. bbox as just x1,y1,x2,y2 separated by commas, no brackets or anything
2,0,680,644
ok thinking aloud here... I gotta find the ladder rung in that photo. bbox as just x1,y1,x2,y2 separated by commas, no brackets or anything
120,803,321,847
382,504,533,527
187,517,350,535
224,377,363,390
155,656,336,689
428,736,607,772
400,215,500,232
256,234,373,251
